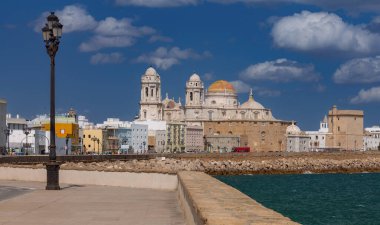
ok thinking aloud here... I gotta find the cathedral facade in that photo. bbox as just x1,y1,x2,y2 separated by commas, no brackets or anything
139,67,277,124
138,67,292,152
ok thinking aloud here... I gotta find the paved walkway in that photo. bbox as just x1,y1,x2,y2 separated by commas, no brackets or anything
0,180,185,225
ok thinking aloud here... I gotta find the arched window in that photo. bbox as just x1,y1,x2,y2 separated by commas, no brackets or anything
151,88,154,97
190,92,193,101
143,111,147,119
145,87,149,97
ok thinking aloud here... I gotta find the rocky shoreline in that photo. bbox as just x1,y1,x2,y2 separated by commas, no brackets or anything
3,153,380,175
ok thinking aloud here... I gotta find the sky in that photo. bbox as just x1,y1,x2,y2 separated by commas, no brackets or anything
1,0,380,130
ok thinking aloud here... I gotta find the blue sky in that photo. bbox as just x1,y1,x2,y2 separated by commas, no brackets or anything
1,0,380,130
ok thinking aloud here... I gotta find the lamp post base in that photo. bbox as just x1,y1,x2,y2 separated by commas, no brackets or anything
45,161,60,190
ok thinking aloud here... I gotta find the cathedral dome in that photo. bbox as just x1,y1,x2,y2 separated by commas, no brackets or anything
286,122,301,135
208,80,235,94
189,73,201,81
240,89,264,109
145,67,158,76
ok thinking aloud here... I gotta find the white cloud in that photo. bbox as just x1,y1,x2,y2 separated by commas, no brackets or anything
115,0,198,7
255,88,281,97
148,35,173,43
208,0,380,13
333,56,380,84
80,36,135,52
271,11,380,54
95,17,155,37
135,47,211,70
33,5,97,33
230,80,281,96
230,80,251,93
90,52,125,64
79,17,155,52
350,87,380,104
240,58,319,82
203,72,214,81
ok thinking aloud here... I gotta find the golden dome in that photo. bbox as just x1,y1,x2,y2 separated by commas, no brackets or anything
208,80,236,94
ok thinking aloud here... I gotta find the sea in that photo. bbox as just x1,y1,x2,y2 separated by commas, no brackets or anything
216,173,380,225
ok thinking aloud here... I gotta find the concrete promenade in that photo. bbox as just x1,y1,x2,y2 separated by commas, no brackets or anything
0,180,185,225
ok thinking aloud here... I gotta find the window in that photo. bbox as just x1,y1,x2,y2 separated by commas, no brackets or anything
338,126,340,131
88,135,91,138
151,88,154,97
190,92,193,101
145,87,148,97
208,111,213,120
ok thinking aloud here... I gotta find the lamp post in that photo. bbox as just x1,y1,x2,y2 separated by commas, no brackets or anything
23,127,31,155
79,137,83,155
4,128,12,155
65,134,70,155
42,12,63,190
96,138,100,155
91,136,97,154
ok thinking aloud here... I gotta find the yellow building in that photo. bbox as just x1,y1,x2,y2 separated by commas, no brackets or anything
326,105,364,150
42,116,80,152
82,129,107,154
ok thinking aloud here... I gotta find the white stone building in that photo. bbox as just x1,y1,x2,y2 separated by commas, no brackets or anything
364,126,380,151
286,122,310,152
138,67,277,124
96,118,148,154
0,99,6,153
305,116,330,151
185,125,203,152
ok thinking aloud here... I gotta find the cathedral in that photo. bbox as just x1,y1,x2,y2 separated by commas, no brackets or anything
139,66,277,125
138,66,292,152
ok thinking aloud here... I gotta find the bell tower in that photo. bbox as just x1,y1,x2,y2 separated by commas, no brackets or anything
139,67,162,120
185,73,203,107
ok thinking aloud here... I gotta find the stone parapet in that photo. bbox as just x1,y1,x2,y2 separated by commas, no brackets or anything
177,171,300,225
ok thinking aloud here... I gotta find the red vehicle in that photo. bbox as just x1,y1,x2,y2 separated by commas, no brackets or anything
233,147,250,152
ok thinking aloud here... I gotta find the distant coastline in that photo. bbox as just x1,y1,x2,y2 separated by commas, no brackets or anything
2,151,380,175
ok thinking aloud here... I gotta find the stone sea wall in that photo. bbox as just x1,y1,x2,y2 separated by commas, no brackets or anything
6,152,380,175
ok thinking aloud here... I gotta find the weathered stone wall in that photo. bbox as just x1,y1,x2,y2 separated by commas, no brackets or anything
204,120,291,152
177,171,300,225
0,167,177,190
327,106,364,150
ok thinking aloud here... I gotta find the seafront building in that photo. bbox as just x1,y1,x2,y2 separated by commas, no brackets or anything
363,126,380,151
5,113,72,155
285,122,310,152
0,100,7,154
95,118,149,154
137,67,292,152
326,105,364,151
305,116,330,151
30,110,79,153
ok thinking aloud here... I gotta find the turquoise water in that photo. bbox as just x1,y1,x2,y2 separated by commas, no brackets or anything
216,173,380,225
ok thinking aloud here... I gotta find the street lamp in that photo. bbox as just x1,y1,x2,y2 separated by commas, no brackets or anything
23,127,31,155
65,134,70,155
91,136,97,154
3,128,12,155
78,137,83,155
42,12,63,190
96,138,100,155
